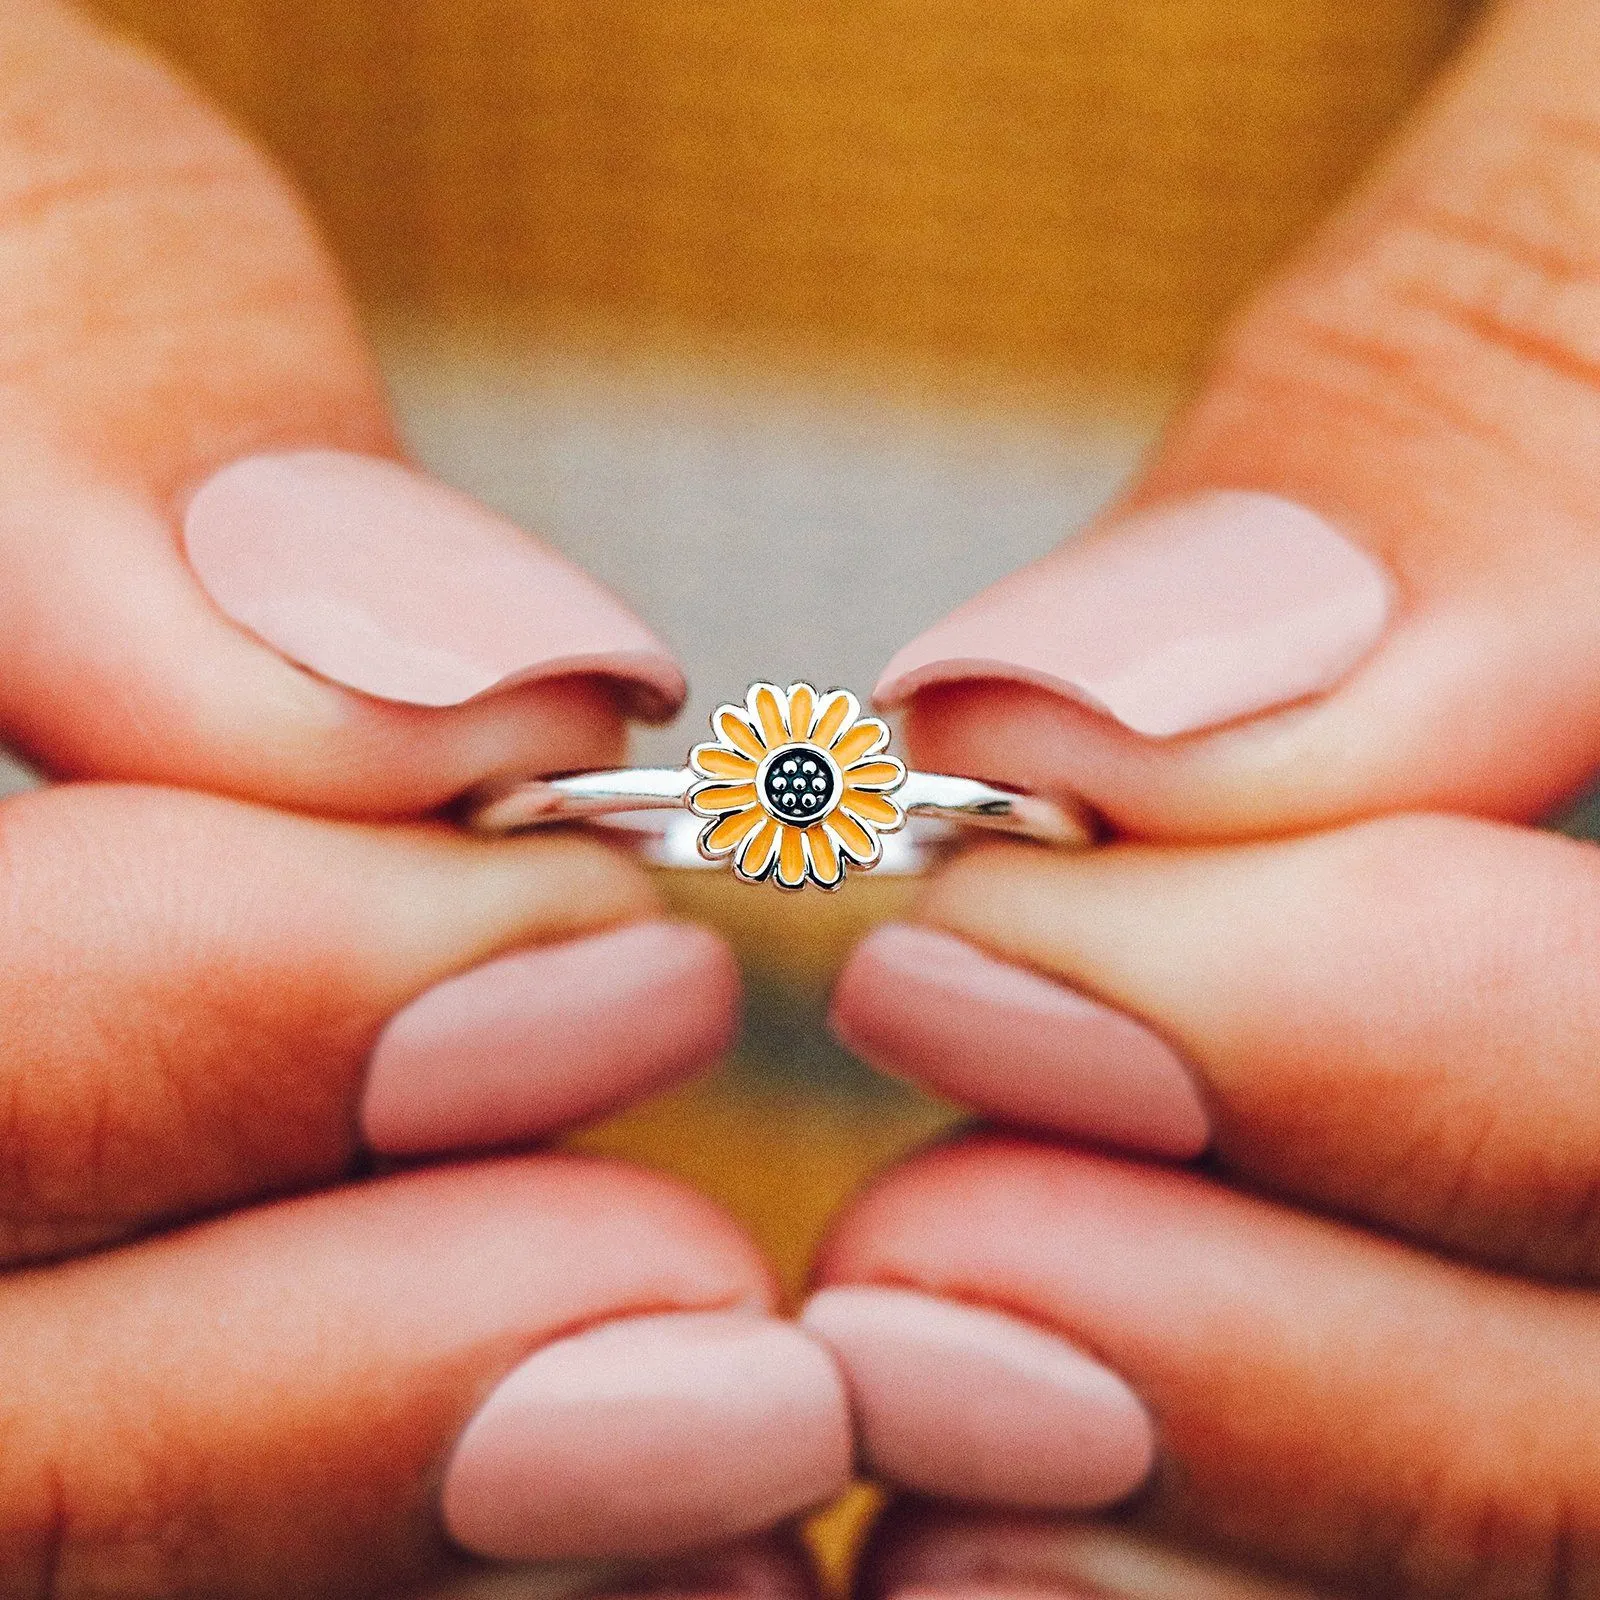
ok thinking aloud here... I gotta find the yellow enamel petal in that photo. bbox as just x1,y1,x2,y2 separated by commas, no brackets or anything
843,789,902,828
716,708,767,758
826,809,879,864
831,718,890,765
692,745,757,780
751,684,789,747
843,759,903,790
738,817,781,878
805,825,842,886
691,782,758,815
810,690,858,749
703,806,765,855
777,824,808,887
786,683,816,740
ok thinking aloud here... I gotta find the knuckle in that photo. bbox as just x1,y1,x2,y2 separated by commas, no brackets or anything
1388,1472,1592,1600
0,147,336,445
0,5,379,477
1392,1120,1600,1282
1549,1170,1600,1282
0,1013,236,1265
13,1440,212,1600
2,1457,68,1600
0,791,368,1262
0,52,260,335
1389,115,1600,381
0,1086,118,1265
1313,821,1600,1280
1218,111,1600,502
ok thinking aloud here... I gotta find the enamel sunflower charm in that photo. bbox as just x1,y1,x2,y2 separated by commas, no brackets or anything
688,682,908,889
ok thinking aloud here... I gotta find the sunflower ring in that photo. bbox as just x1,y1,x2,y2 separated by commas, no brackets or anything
463,680,1098,890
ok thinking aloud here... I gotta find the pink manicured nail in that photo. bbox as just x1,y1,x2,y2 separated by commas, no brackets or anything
875,490,1392,737
442,1310,853,1561
802,1286,1154,1508
361,921,739,1156
184,450,686,715
832,925,1209,1159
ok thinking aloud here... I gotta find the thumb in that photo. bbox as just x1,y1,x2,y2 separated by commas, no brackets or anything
878,0,1600,840
0,0,683,818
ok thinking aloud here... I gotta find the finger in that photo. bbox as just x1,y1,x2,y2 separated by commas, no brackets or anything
810,1137,1600,1596
875,0,1600,840
834,816,1600,1279
0,1,683,817
0,782,737,1263
0,1154,851,1596
859,1504,1331,1600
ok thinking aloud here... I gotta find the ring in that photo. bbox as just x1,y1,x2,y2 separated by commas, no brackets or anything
462,680,1097,890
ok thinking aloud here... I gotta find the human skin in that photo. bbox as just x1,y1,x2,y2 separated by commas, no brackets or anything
812,0,1600,1594
0,2,856,1593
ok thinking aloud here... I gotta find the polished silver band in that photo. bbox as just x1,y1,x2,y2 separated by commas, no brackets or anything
460,680,1096,888
463,767,1095,875
466,765,1092,841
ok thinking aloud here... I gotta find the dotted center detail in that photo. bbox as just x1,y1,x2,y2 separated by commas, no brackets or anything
761,745,837,823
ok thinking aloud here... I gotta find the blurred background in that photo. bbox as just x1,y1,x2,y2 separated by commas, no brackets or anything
73,0,1483,1559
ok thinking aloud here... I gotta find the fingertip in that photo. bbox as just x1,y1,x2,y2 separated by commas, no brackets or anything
801,1284,1155,1510
440,1310,853,1562
875,493,1393,735
810,1132,1120,1290
361,919,741,1156
434,825,669,947
832,924,1210,1160
182,451,687,718
9,1154,794,1592
901,680,1131,809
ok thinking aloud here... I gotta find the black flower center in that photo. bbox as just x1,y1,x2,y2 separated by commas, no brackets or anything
761,745,837,823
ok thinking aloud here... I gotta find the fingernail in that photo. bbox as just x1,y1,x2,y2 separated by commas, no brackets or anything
442,1310,853,1562
183,450,686,716
801,1286,1154,1509
875,490,1392,737
832,925,1209,1159
361,922,740,1156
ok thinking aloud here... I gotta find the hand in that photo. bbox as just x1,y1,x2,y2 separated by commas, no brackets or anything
0,4,851,1592
806,0,1600,1592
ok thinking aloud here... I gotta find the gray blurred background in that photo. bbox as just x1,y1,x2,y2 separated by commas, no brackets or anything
383,329,1152,764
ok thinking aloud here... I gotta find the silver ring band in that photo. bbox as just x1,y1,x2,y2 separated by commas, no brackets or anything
461,680,1097,889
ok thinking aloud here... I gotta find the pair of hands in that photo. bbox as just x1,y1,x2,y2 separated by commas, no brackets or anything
10,0,1600,1594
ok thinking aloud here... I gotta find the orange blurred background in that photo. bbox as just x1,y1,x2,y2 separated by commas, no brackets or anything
94,0,1472,381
